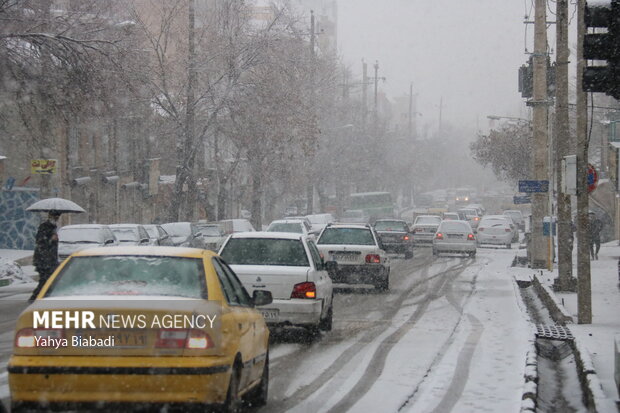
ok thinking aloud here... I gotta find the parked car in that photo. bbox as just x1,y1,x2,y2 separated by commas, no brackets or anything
160,222,206,248
339,209,370,224
195,222,228,251
12,246,272,411
411,215,442,246
266,219,316,239
108,224,150,246
316,223,390,291
219,232,333,334
142,224,174,246
476,215,515,248
57,224,118,261
432,220,477,257
373,218,414,259
305,213,335,233
503,209,525,231
219,218,255,233
457,208,482,231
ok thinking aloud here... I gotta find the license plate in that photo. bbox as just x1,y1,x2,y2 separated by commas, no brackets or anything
447,234,462,239
74,330,147,348
260,309,279,321
334,254,358,262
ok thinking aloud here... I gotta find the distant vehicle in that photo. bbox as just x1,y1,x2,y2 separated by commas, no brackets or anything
442,212,460,221
143,224,174,246
194,222,227,251
457,208,482,231
411,215,442,246
348,191,394,221
433,220,477,257
339,209,370,224
465,203,486,216
476,215,515,248
160,222,206,248
316,223,390,291
57,224,118,261
266,219,316,239
373,219,414,259
219,232,333,334
219,218,255,233
108,224,150,246
503,210,525,231
305,213,335,233
455,188,473,205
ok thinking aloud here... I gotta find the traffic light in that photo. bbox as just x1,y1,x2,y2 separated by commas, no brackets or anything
583,0,620,99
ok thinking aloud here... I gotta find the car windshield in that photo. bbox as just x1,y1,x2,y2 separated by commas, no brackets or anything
111,228,139,242
44,256,206,298
317,228,375,245
440,221,471,232
374,221,407,231
480,218,509,227
415,217,441,225
58,228,104,243
267,223,303,233
220,238,309,266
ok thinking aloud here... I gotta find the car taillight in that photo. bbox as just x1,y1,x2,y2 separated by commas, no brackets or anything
505,228,511,232
468,233,475,240
403,235,410,241
435,232,443,240
291,282,316,299
365,254,381,263
15,328,64,348
156,329,213,349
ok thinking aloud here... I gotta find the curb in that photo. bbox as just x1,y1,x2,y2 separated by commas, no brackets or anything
532,274,611,412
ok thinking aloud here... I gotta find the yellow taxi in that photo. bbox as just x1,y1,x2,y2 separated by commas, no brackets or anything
9,246,271,412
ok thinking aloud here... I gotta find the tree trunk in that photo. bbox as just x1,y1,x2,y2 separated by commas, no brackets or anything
251,160,263,230
217,177,228,220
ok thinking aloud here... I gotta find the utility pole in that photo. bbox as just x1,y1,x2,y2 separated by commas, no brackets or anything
362,59,368,128
554,0,576,290
306,10,316,215
374,60,379,124
530,0,550,269
408,82,413,139
576,0,592,324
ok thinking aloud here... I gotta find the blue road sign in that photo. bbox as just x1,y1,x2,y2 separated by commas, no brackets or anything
518,180,549,193
513,195,532,204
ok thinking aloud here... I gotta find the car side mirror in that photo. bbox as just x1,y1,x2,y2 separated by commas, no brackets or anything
140,238,149,244
104,239,115,245
252,290,273,307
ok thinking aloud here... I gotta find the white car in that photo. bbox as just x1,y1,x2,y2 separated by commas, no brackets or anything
266,219,317,239
503,209,525,231
316,223,390,291
219,232,333,333
108,224,151,246
306,213,335,233
476,215,515,248
432,220,477,257
57,224,119,261
411,215,442,246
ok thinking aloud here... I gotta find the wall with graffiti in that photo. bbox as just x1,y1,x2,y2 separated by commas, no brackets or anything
0,188,40,250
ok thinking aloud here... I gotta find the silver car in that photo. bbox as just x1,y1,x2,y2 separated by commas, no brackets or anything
411,215,442,246
57,224,118,261
432,220,477,257
108,224,150,246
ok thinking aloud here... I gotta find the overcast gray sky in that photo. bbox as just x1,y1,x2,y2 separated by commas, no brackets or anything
337,0,542,137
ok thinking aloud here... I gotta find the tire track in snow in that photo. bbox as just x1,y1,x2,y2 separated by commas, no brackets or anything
323,258,472,413
264,254,461,412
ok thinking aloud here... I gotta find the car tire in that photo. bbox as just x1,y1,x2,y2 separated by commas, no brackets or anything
220,364,242,413
245,353,269,408
432,248,438,256
319,299,333,332
375,270,389,291
404,250,414,259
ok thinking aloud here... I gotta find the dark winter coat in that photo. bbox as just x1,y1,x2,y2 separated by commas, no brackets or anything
588,216,603,242
33,220,59,274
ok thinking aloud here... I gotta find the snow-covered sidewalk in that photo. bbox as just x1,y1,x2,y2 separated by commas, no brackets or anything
532,241,620,411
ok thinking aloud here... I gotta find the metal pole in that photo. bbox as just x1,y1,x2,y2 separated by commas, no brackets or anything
531,0,550,269
576,0,592,324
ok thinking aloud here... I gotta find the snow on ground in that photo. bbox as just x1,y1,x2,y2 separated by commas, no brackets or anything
0,258,33,285
548,241,620,410
0,250,32,262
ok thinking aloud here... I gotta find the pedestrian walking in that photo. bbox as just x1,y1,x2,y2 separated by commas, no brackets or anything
588,211,603,260
29,210,61,302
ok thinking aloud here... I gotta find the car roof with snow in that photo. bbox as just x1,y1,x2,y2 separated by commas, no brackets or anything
227,231,304,240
